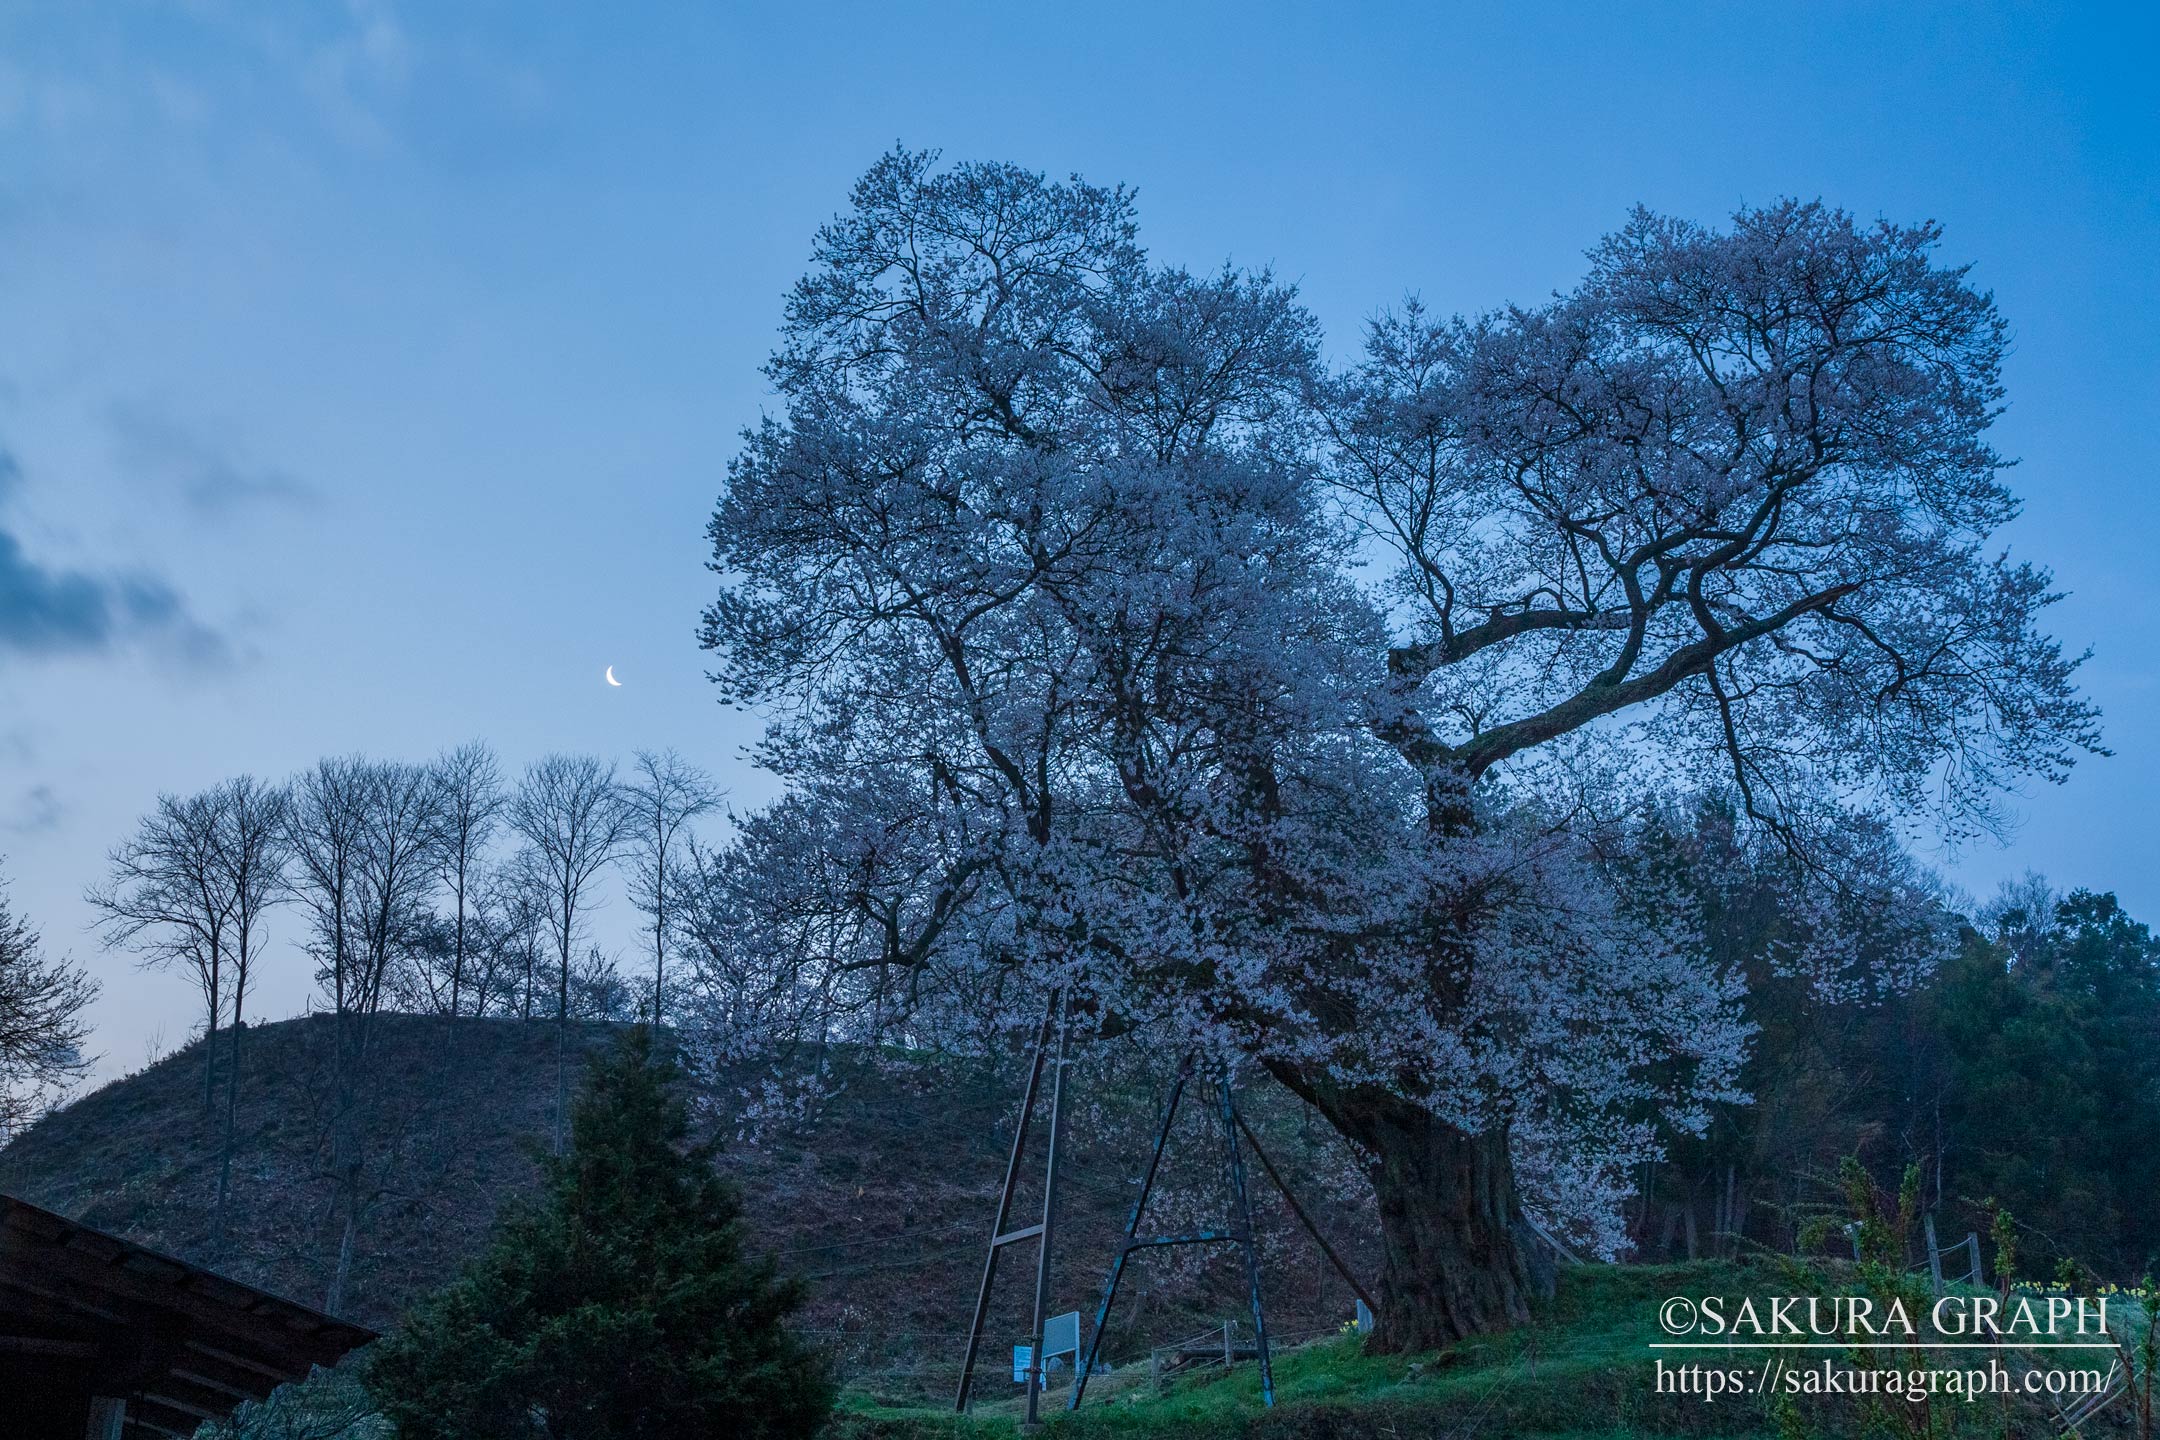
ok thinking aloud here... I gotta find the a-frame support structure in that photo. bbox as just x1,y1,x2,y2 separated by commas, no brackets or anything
1068,1056,1278,1409
953,989,1072,1424
956,1022,1377,1420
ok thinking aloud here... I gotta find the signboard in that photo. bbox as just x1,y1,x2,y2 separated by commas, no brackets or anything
1043,1310,1081,1361
1014,1313,1084,1387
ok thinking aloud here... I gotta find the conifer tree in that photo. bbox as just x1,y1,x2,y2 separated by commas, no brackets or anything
367,1028,832,1439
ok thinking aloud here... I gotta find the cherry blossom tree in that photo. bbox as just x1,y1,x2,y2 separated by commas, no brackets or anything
697,151,2099,1350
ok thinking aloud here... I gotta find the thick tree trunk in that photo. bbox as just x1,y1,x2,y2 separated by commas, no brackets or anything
1276,1070,1533,1352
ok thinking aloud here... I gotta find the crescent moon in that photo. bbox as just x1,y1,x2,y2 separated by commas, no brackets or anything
604,666,622,687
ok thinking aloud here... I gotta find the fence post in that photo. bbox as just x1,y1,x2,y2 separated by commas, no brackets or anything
1924,1213,1944,1295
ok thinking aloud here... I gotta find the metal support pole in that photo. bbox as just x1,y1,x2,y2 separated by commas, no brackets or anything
954,990,1061,1414
1232,1108,1376,1314
1022,992,1072,1429
1071,1064,1289,1413
1069,1058,1193,1410
1217,1078,1274,1407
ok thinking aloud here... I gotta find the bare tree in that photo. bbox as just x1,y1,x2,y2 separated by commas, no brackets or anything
432,741,505,1018
0,868,97,1139
86,789,232,1111
568,944,636,1022
206,775,290,1228
286,756,446,1315
621,748,720,1026
284,757,367,1314
287,759,366,1035
382,911,459,1015
492,847,553,1021
507,754,630,1153
453,914,515,1018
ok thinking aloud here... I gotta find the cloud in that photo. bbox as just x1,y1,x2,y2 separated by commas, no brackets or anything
0,527,224,664
1,784,62,836
0,449,230,666
108,402,319,520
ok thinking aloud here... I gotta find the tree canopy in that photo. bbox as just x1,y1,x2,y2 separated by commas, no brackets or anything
696,149,2101,1348
366,1028,832,1440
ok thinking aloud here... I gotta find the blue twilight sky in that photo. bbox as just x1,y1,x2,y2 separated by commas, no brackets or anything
0,2,2154,1079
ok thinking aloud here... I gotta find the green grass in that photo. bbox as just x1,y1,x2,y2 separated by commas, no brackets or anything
830,1259,2128,1440
829,1260,1782,1440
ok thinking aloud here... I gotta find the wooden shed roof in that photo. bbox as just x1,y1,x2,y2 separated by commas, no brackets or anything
0,1192,376,1438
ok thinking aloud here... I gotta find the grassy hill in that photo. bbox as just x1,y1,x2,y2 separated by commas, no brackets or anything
9,1019,2128,1439
0,1013,1381,1402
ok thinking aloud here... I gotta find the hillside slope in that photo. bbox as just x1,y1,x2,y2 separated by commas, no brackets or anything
0,1015,1380,1398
